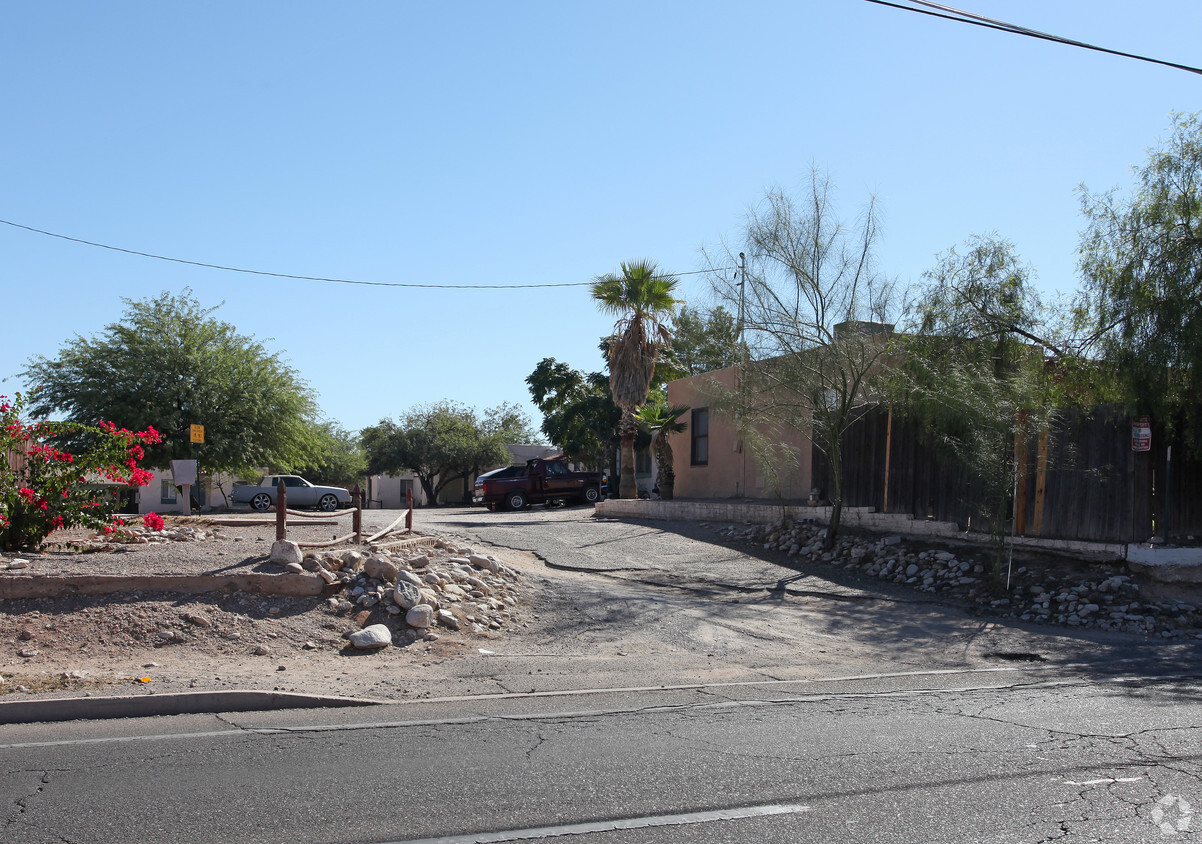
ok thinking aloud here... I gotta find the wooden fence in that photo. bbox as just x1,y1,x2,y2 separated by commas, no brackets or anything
811,405,1202,544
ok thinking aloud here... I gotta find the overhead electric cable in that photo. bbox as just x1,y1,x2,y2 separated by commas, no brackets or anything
860,0,1202,76
0,218,725,289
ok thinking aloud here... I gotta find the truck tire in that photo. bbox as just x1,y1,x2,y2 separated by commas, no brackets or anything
506,490,528,511
581,485,601,504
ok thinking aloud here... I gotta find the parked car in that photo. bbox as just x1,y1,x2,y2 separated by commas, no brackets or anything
474,458,605,510
230,475,352,512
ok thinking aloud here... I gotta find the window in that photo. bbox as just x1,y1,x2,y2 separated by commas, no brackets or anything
160,479,177,504
636,447,652,475
691,408,709,466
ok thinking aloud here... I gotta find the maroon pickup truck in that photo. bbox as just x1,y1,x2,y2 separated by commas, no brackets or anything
474,458,605,510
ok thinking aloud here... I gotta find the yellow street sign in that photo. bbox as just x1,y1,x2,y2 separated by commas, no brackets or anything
190,424,205,444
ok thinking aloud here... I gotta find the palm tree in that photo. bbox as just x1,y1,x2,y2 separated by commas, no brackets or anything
591,260,680,499
635,401,689,500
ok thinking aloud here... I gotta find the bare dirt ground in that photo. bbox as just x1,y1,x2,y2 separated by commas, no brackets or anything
4,512,1199,709
0,516,569,702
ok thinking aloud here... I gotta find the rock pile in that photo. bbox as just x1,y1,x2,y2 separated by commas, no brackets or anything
713,519,1202,641
295,537,522,650
105,524,224,544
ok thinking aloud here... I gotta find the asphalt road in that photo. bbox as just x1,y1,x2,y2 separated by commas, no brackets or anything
3,669,1199,842
5,505,1200,842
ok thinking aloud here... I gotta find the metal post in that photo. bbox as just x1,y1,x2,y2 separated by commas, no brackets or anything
737,251,746,343
275,479,287,542
405,487,414,532
1164,444,1172,541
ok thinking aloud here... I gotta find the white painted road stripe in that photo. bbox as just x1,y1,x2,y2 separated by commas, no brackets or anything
383,803,812,843
1064,776,1144,786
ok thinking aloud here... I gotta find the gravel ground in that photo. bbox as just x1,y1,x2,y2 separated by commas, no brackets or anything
6,509,1201,709
0,514,558,702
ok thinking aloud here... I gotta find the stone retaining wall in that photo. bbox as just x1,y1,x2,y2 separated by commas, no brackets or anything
595,499,1127,559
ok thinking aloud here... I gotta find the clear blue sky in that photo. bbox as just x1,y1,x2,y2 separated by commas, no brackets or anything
3,1,1199,436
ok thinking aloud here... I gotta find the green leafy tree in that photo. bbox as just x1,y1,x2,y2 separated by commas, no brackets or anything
526,358,618,471
891,236,1064,582
1077,112,1202,453
22,290,321,476
361,402,510,506
634,399,689,499
291,421,367,490
662,305,744,376
482,401,543,445
710,173,896,547
591,260,680,499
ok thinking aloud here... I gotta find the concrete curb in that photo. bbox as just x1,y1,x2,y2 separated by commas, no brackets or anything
0,690,388,725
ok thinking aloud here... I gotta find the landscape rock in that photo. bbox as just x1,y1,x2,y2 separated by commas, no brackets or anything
269,540,303,567
340,551,367,570
393,581,421,610
397,570,423,587
711,517,1202,640
364,556,399,582
349,624,393,649
406,605,434,628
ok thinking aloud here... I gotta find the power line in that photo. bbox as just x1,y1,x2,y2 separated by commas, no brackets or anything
0,218,726,289
861,0,1202,76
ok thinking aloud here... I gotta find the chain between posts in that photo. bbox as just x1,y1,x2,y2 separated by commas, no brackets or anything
271,481,409,546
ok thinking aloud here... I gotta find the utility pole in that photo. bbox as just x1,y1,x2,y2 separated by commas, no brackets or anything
737,252,746,344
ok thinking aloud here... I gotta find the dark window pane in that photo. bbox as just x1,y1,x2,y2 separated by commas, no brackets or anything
691,408,709,466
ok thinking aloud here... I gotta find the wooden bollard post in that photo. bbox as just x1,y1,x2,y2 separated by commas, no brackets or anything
352,484,363,544
405,488,414,532
276,479,287,542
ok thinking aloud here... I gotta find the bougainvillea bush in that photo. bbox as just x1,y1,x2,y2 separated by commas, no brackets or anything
1,392,161,551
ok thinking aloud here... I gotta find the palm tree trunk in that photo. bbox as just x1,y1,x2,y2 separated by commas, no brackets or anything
618,409,638,499
654,437,675,499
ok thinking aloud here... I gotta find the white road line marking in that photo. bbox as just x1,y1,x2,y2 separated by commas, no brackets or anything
383,803,812,843
1064,777,1144,786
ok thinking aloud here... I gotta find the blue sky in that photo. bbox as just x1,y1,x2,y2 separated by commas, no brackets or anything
2,1,1199,436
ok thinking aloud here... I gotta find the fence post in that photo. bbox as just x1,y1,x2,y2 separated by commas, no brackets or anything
276,479,287,542
1013,409,1030,536
406,488,414,532
352,484,363,544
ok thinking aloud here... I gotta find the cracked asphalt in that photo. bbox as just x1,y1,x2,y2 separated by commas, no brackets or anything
4,505,1201,842
3,674,1199,842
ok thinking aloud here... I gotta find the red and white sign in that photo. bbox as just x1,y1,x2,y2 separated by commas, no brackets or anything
1132,417,1151,452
